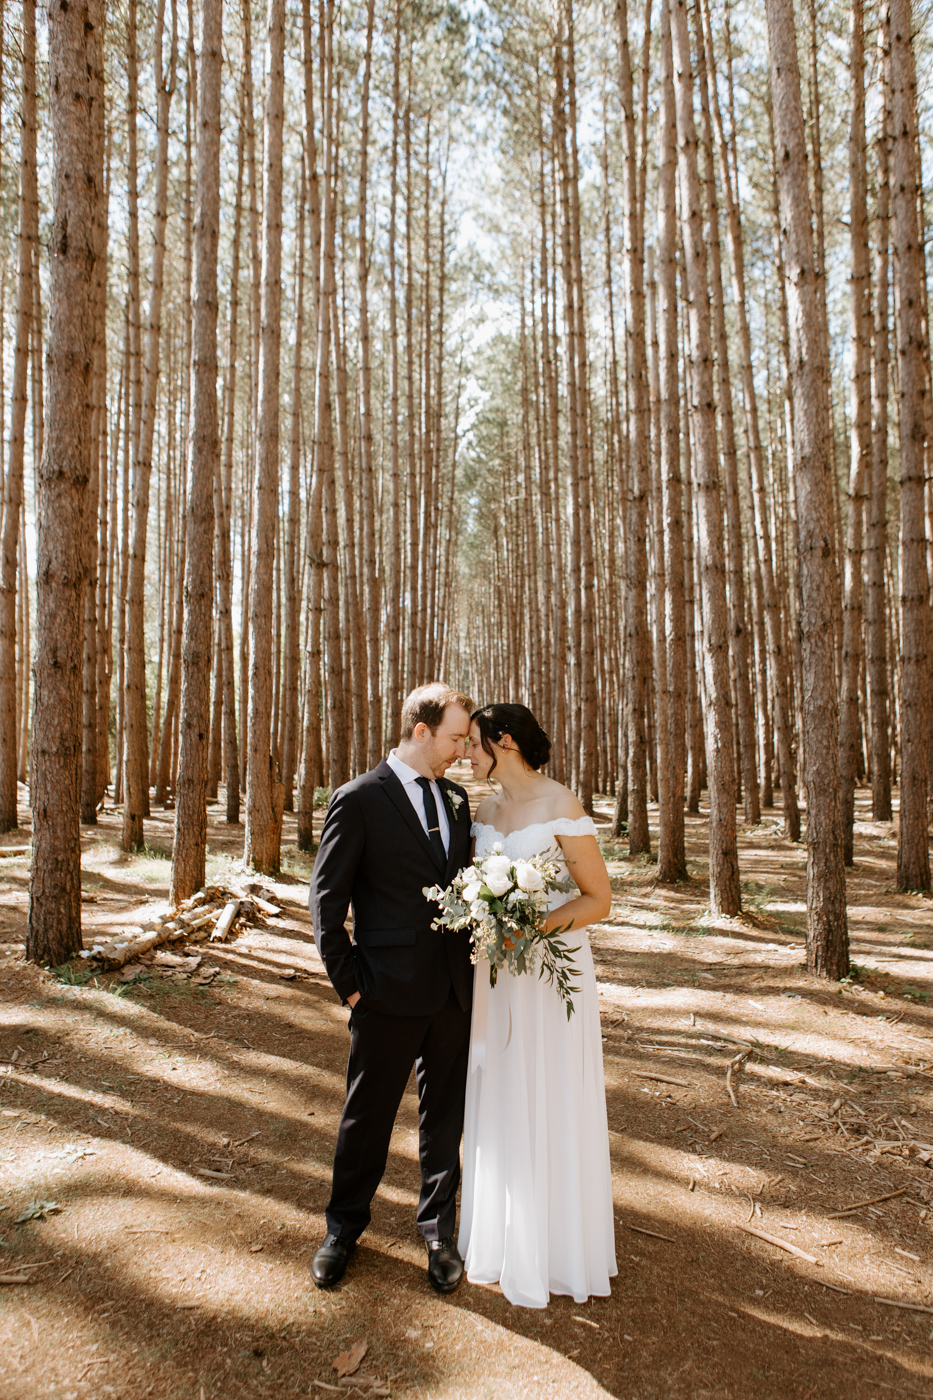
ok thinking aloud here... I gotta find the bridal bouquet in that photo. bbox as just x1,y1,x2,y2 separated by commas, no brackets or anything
424,846,580,1017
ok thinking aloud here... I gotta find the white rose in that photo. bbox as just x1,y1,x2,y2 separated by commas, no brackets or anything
462,878,482,904
513,860,545,893
470,899,487,920
481,854,513,898
484,872,512,897
482,854,511,881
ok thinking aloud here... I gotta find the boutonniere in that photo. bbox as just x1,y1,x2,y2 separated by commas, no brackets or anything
444,788,465,820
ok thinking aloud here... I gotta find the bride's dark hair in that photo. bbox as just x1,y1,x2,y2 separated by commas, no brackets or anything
470,703,552,779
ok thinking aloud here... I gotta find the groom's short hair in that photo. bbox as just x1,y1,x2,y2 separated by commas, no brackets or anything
400,682,475,740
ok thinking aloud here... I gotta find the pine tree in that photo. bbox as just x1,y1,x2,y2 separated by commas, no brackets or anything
171,0,223,903
28,0,104,966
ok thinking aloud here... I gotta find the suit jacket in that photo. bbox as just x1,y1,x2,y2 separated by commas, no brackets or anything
309,760,474,1017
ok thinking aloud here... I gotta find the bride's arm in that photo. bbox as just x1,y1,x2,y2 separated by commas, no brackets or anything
541,835,612,935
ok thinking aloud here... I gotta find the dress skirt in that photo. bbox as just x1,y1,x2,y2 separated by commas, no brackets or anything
458,922,617,1308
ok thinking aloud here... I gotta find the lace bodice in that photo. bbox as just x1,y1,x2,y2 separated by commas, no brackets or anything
472,816,598,913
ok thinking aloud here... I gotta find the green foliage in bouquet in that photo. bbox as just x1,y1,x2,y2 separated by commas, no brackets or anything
425,845,581,1018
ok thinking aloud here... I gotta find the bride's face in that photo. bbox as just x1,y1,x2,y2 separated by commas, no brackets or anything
467,721,496,780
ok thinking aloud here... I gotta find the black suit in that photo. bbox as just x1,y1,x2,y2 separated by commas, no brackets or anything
309,759,473,1243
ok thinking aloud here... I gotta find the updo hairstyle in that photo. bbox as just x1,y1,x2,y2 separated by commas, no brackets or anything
470,703,551,779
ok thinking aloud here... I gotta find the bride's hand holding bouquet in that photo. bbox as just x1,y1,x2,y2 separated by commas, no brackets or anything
424,845,580,1017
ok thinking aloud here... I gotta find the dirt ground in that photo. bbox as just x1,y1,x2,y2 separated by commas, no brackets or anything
1,767,932,1400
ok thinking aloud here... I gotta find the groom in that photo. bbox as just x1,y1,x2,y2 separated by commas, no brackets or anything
308,682,475,1293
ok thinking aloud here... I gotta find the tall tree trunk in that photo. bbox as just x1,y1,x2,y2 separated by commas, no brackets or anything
80,30,108,828
98,344,122,803
28,0,103,966
126,0,141,466
156,454,187,805
766,0,849,975
840,0,871,866
564,1,597,812
403,46,418,695
384,0,402,748
318,0,348,789
244,0,285,874
615,0,651,851
0,0,37,832
670,0,740,916
867,21,892,822
122,0,177,851
356,0,379,769
700,0,800,842
280,176,304,813
218,61,246,825
332,194,367,777
889,0,931,892
295,0,328,849
695,4,759,827
114,319,131,805
171,0,221,904
554,31,581,789
656,0,687,882
296,448,325,850
207,619,222,800
239,0,261,793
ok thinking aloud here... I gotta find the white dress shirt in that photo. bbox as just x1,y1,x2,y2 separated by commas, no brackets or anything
386,749,450,854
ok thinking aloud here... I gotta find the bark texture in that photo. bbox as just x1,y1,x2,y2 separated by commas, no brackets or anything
656,0,687,883
171,0,222,904
616,0,651,855
0,0,37,832
867,18,892,822
244,0,285,874
122,0,177,851
839,0,871,867
766,0,849,975
889,0,931,892
28,0,103,966
670,0,740,916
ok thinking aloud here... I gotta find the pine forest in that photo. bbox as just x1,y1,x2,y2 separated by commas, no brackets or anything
5,1,933,1393
3,0,929,964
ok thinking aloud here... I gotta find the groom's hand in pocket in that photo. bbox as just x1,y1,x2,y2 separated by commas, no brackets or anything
346,991,361,1009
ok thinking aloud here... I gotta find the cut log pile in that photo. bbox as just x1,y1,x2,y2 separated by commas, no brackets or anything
79,882,283,970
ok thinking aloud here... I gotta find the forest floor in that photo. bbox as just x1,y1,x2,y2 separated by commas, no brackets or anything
0,768,932,1400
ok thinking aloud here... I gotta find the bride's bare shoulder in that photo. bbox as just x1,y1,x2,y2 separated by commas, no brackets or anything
473,794,501,826
540,779,587,821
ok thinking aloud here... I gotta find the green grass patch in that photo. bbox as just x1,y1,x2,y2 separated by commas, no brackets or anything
48,961,95,987
281,846,315,879
741,880,775,916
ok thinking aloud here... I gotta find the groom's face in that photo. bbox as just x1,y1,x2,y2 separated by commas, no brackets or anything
418,704,472,778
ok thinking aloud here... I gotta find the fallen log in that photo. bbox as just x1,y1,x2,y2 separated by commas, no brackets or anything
210,901,240,942
81,922,168,969
79,883,269,970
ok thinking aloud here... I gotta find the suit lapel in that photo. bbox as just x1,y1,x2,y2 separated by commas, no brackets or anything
378,761,446,872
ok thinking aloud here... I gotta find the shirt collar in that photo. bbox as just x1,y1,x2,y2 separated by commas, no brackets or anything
387,749,436,787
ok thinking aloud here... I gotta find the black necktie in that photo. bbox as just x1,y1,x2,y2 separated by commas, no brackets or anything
415,777,447,866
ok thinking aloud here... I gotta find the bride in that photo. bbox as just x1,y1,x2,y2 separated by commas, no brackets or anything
458,702,617,1308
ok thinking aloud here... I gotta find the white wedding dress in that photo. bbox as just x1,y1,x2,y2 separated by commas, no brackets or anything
458,816,617,1308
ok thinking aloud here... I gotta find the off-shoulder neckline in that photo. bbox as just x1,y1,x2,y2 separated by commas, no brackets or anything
471,815,597,841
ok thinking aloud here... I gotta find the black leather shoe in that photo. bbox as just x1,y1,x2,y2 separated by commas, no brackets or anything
426,1236,464,1294
311,1234,355,1289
